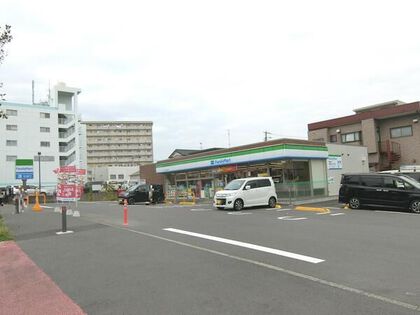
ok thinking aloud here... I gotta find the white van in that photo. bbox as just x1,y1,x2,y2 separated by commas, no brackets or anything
213,177,278,211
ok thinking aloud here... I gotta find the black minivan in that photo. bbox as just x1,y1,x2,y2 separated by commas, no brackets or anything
119,184,164,205
339,173,420,213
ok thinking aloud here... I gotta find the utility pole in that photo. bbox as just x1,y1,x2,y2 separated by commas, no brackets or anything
264,131,274,142
227,130,231,148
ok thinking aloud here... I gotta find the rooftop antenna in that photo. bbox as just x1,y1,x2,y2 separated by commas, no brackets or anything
264,131,273,141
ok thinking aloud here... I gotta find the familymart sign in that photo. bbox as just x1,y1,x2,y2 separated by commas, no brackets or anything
15,159,34,180
156,144,328,173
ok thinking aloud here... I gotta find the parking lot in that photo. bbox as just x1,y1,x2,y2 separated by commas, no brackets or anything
3,200,420,314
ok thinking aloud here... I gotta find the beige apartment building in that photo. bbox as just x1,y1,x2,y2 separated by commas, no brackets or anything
83,121,153,168
308,100,420,171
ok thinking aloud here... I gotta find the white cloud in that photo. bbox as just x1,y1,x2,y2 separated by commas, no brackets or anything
1,0,420,160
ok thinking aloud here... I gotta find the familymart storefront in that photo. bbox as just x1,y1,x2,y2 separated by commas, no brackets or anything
156,139,329,201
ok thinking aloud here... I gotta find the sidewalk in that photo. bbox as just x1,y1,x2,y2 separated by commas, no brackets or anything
0,240,85,315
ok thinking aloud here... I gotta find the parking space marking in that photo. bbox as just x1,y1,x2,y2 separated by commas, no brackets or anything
278,216,307,221
276,208,292,212
375,211,418,216
330,213,345,216
227,212,252,215
190,208,213,212
164,228,324,263
94,222,419,312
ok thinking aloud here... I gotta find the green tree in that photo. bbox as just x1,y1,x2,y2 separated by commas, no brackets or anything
0,24,13,119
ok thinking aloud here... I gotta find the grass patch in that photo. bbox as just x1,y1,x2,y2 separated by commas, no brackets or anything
0,214,13,242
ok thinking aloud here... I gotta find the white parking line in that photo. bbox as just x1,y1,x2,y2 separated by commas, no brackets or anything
330,213,345,216
276,208,291,212
375,211,418,215
277,216,307,221
164,228,324,264
190,208,213,212
227,212,252,215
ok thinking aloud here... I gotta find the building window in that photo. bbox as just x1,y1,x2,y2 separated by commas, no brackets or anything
40,112,50,119
341,132,361,143
6,109,17,116
40,141,50,147
6,155,17,161
118,174,124,180
6,140,17,146
34,155,55,162
110,174,117,180
6,124,18,131
329,135,337,143
390,126,412,138
40,127,50,133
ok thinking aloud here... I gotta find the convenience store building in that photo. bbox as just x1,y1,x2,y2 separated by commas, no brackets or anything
155,139,331,200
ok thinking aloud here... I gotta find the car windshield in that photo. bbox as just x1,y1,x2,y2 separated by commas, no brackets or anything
224,179,245,190
127,184,141,192
397,175,420,189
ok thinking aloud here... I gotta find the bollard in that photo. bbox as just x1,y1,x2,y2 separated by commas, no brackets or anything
62,206,67,232
56,205,74,235
123,199,128,225
32,191,43,212
15,198,19,214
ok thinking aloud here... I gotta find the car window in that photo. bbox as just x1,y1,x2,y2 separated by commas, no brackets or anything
342,175,359,185
360,176,382,187
245,180,258,189
257,179,271,187
138,185,148,192
384,178,405,189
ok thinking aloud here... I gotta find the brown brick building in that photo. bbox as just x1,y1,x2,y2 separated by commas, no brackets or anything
308,100,420,171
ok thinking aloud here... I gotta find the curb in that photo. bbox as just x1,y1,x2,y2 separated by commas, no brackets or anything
294,206,330,213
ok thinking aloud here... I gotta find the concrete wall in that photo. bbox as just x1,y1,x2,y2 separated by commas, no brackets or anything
0,103,60,188
326,144,369,196
378,115,420,167
139,163,165,186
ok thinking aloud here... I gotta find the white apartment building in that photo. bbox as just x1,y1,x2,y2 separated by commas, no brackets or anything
83,121,153,182
0,82,86,189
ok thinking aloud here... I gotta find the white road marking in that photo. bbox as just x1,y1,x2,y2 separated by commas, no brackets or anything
316,212,329,215
327,207,343,210
190,208,212,212
330,213,345,216
93,221,420,312
164,228,323,264
276,208,291,212
375,211,418,215
42,206,54,209
278,216,307,221
227,212,252,215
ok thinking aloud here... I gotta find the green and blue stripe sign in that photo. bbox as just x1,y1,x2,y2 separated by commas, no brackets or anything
156,144,328,173
15,159,34,180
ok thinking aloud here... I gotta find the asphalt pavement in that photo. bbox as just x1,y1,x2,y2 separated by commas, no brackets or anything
1,201,420,315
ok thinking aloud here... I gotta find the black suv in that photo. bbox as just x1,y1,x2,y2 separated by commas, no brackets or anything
339,173,420,213
119,184,164,205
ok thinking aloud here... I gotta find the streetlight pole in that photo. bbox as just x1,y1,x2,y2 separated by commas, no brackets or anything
37,152,41,191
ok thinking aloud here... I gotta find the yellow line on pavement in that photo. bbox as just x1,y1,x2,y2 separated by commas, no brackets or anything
294,206,330,214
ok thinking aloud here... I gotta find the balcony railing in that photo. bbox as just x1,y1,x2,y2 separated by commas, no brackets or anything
59,142,76,152
379,140,401,169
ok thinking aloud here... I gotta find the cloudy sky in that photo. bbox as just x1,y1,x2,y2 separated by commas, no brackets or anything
1,0,420,160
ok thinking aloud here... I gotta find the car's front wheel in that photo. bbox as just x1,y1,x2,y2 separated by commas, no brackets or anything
348,197,361,209
234,199,243,211
409,200,420,213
